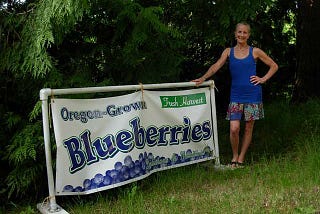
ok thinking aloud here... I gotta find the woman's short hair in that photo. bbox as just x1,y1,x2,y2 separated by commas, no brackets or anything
235,22,251,33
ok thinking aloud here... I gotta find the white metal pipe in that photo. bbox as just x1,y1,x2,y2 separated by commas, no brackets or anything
40,81,214,97
40,95,58,212
210,85,220,165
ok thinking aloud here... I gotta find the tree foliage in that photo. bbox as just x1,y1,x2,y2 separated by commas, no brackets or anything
0,0,90,201
293,0,320,101
0,0,185,203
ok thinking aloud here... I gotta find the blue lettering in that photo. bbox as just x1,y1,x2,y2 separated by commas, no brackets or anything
169,126,183,145
158,126,170,146
182,117,191,143
191,124,202,142
116,130,133,152
129,117,145,148
123,105,130,112
62,116,213,172
130,102,143,110
146,126,158,146
63,137,86,174
80,111,88,123
92,138,108,159
61,107,69,121
80,130,98,165
106,105,118,117
74,112,80,120
202,121,212,140
102,135,118,158
86,111,94,119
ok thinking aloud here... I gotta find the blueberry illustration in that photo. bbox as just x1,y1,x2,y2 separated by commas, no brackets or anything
114,161,123,171
145,157,150,165
62,185,73,192
120,165,130,180
109,169,119,178
122,171,130,180
176,155,182,164
103,175,112,186
140,160,146,172
83,179,91,190
160,157,167,167
139,153,144,162
90,181,98,190
121,165,129,173
93,173,104,185
143,152,148,160
186,149,193,161
134,165,141,174
74,186,83,192
148,153,154,160
135,159,140,166
124,155,134,168
171,153,179,164
203,146,212,157
113,176,122,184
129,168,136,178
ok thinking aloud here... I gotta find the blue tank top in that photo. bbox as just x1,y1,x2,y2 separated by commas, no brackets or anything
229,47,262,103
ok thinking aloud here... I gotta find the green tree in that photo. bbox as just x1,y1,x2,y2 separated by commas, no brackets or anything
0,0,90,201
52,0,184,86
0,0,184,203
293,0,320,101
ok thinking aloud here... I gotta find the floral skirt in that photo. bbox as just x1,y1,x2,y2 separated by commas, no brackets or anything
226,102,264,121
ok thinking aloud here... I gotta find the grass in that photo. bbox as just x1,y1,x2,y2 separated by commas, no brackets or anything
6,99,320,213
63,140,320,214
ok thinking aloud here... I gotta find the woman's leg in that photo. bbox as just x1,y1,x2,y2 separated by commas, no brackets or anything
238,120,255,163
229,120,241,163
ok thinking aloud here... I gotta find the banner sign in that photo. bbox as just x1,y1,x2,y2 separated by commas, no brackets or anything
51,87,216,195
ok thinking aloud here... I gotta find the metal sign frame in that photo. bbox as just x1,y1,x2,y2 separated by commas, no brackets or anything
37,81,220,213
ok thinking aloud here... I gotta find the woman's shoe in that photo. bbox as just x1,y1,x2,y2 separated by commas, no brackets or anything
237,162,245,168
227,161,238,169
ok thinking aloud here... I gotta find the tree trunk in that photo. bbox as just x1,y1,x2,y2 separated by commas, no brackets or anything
293,0,320,101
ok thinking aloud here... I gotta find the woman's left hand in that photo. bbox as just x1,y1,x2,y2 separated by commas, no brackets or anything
250,75,266,85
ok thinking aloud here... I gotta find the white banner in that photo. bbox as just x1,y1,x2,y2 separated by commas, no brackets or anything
51,87,216,195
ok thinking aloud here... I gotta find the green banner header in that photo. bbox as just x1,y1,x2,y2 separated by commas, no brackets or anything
160,92,207,108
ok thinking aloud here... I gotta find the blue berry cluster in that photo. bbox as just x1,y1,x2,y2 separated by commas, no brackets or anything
62,146,212,193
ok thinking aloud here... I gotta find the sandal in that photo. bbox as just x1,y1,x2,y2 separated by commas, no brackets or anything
237,162,245,168
227,161,238,169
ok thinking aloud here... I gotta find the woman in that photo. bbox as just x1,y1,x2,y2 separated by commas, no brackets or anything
192,22,278,168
